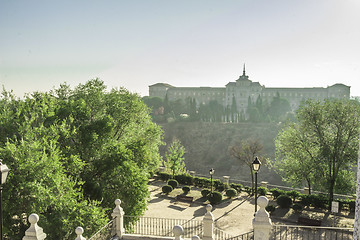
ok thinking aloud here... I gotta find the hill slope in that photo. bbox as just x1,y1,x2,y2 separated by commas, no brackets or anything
159,122,284,185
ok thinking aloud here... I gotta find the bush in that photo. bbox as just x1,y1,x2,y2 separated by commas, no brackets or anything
265,205,276,214
300,194,312,207
349,200,356,213
175,174,194,185
287,190,301,202
244,186,252,195
257,187,268,196
276,194,292,208
225,188,237,198
182,186,191,194
162,185,173,194
214,180,225,192
230,183,243,193
201,189,211,198
310,194,328,209
207,191,223,205
168,179,179,189
292,203,303,213
157,172,171,181
270,188,285,199
194,177,211,188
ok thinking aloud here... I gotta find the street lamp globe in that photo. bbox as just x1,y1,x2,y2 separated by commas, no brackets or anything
209,168,215,175
252,157,261,172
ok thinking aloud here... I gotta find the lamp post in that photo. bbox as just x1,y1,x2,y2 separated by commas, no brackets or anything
252,157,261,213
209,168,215,193
0,160,10,240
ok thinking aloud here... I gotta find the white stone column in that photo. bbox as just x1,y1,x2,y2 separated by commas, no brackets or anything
173,225,183,240
252,196,272,240
353,136,360,239
202,204,214,240
75,227,86,240
22,214,46,240
223,176,230,185
111,199,125,238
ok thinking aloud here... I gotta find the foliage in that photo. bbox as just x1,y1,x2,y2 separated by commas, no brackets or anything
175,174,194,186
230,183,243,193
274,99,360,205
225,188,237,198
213,180,225,192
162,185,173,194
270,188,285,199
257,187,268,196
182,186,191,194
287,190,301,202
0,79,164,239
265,205,276,214
207,191,223,205
164,138,187,177
276,195,292,208
201,189,211,198
229,139,265,194
194,177,212,188
292,203,303,213
244,186,252,195
168,179,179,189
157,172,172,181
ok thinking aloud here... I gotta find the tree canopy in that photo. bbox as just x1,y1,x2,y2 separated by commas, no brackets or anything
274,98,360,204
0,79,163,239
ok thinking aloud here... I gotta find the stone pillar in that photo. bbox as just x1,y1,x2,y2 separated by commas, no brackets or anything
353,136,360,239
303,187,310,195
111,199,125,238
260,181,268,188
192,236,200,240
202,204,214,240
173,225,183,240
22,214,46,240
189,171,196,177
252,196,272,240
75,227,86,240
223,176,230,185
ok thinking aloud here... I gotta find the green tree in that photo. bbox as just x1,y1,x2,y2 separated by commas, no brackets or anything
164,138,187,177
229,139,265,194
0,79,164,239
267,92,291,122
274,99,360,205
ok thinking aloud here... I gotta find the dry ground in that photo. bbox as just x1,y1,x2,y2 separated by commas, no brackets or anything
144,179,355,237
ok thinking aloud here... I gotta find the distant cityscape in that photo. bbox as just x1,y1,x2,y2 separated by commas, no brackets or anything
149,66,350,114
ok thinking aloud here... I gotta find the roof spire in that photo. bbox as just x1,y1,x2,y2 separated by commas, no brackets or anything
243,63,246,76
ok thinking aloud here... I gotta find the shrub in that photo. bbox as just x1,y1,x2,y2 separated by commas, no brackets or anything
157,172,171,181
310,194,328,209
300,194,312,207
270,188,285,199
244,186,252,195
162,185,173,194
257,187,268,196
292,203,303,213
201,189,211,198
230,183,243,193
349,200,355,213
225,188,237,198
276,194,292,208
207,191,223,205
287,190,301,202
182,186,191,194
265,205,276,214
214,180,226,192
167,179,179,189
194,177,211,188
175,174,193,185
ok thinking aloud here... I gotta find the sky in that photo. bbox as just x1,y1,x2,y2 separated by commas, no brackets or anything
1,0,359,97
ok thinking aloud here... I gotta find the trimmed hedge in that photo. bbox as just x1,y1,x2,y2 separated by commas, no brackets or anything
201,189,211,198
277,194,292,208
162,185,173,194
182,186,191,194
257,187,268,196
175,174,194,186
168,179,179,189
207,191,223,205
292,203,303,213
265,205,276,214
270,188,285,199
230,183,243,193
225,188,237,198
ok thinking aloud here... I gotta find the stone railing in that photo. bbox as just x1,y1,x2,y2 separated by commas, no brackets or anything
22,196,273,240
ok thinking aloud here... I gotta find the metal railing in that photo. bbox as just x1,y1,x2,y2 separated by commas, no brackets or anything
214,227,253,240
124,215,203,238
271,225,354,240
88,220,114,240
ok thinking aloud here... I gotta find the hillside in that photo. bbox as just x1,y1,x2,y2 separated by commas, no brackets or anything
158,121,284,185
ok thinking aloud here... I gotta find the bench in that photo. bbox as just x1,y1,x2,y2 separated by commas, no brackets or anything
297,217,322,226
176,195,194,203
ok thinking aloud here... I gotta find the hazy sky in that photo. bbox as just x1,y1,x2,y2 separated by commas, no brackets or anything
1,0,359,97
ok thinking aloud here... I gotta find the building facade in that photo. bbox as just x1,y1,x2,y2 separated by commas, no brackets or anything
149,67,350,113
